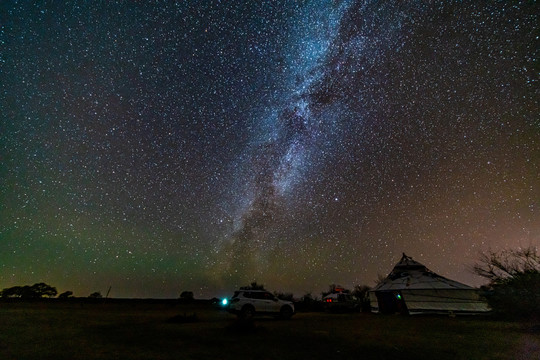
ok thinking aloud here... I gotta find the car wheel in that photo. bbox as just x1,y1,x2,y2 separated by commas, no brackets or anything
280,305,293,319
240,305,254,320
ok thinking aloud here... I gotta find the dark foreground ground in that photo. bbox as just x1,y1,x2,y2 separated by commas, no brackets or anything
0,300,538,360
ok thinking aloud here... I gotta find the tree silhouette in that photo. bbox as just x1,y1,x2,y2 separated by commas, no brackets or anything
274,292,294,301
89,292,102,299
179,291,194,302
296,292,323,312
240,281,265,290
473,247,540,318
30,283,57,298
352,285,372,312
1,283,57,298
1,286,22,298
58,291,73,299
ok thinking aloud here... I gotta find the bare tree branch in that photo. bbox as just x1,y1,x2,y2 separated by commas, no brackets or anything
473,247,540,284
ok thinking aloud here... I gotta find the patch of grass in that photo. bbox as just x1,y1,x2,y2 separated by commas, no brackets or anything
0,301,536,359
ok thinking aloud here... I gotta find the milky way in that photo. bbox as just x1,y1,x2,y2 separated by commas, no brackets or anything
1,1,538,298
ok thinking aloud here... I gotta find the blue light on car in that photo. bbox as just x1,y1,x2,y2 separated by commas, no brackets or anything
222,298,228,306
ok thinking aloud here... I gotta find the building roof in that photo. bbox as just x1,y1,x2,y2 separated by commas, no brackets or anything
373,253,474,291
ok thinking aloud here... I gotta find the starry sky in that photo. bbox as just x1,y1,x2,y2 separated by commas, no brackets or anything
1,1,538,299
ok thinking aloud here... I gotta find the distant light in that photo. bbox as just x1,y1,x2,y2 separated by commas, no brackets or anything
396,294,402,300
222,298,228,306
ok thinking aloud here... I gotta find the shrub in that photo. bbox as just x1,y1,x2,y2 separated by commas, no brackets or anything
474,247,540,319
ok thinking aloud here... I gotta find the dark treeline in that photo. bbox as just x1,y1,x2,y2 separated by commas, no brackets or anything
1,282,58,299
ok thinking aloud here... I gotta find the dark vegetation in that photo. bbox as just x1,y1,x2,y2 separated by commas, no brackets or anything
88,291,103,299
294,292,325,312
473,246,540,319
239,281,266,290
57,291,73,299
0,283,104,300
179,290,195,303
0,282,57,299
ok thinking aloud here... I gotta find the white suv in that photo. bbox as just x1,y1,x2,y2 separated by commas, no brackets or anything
227,290,295,319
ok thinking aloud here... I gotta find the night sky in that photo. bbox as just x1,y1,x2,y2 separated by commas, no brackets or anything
1,1,538,299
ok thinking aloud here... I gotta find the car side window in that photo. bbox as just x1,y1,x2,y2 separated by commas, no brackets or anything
254,292,267,300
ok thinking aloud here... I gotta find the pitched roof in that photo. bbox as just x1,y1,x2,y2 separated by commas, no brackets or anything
373,253,474,291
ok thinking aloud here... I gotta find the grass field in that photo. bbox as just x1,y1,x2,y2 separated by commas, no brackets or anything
0,300,538,360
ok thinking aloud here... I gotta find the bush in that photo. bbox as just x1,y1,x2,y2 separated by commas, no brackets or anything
274,292,294,301
179,291,194,303
58,291,74,299
89,292,102,299
474,247,540,319
295,293,324,312
352,285,372,312
240,281,265,290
